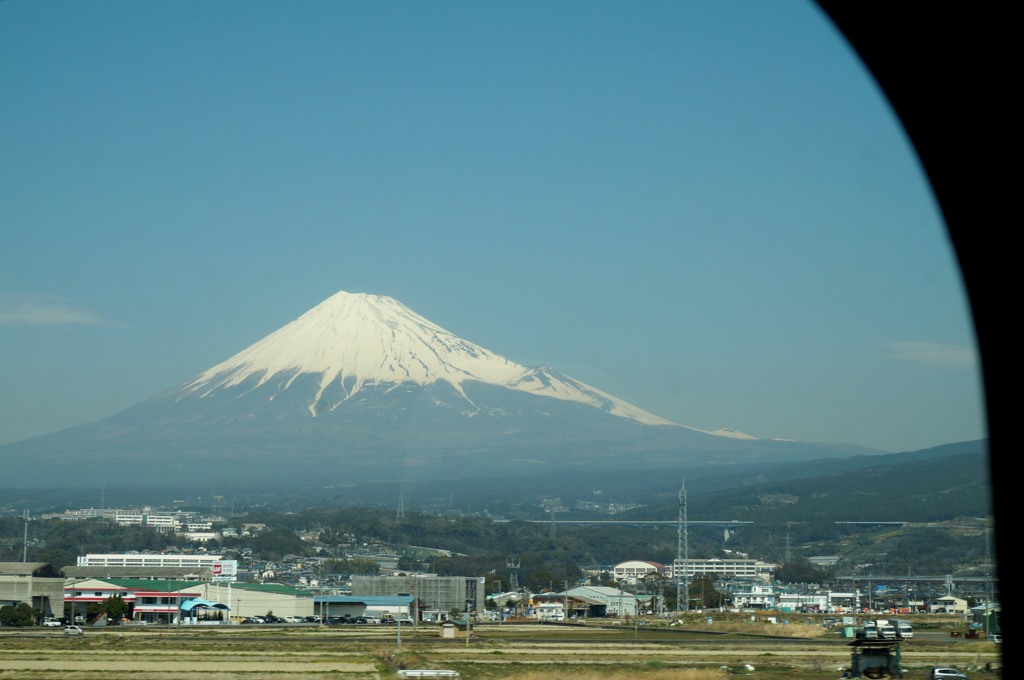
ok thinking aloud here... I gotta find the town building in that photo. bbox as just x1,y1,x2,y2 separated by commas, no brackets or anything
44,507,218,534
671,558,777,581
314,594,415,621
351,574,485,622
611,560,667,585
729,583,778,610
927,594,969,614
205,581,313,620
0,562,65,620
565,585,637,617
77,553,224,571
535,601,565,621
62,566,214,582
777,590,830,611
720,581,865,612
63,577,313,623
64,577,205,624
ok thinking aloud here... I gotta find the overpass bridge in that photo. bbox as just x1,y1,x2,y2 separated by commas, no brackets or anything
492,518,753,540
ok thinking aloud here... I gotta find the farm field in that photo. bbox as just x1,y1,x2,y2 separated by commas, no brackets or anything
0,622,1002,679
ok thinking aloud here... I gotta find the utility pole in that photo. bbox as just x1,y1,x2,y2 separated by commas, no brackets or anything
22,510,29,562
784,521,806,564
676,480,689,613
507,557,520,591
564,580,569,621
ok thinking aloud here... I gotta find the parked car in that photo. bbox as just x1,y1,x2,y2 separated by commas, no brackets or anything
930,668,968,679
42,619,63,627
989,633,1002,643
63,625,84,637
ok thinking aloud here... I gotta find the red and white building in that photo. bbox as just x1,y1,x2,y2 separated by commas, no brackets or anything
64,578,205,624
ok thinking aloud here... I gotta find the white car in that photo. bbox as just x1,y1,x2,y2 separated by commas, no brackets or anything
42,619,63,627
63,625,84,637
930,668,967,680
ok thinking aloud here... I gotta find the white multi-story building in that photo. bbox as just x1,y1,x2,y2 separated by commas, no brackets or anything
77,553,223,570
730,583,778,610
114,510,178,529
777,590,830,611
45,507,214,534
672,558,777,581
724,583,863,612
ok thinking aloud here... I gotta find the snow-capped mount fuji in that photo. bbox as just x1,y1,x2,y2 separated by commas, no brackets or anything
0,291,879,489
183,291,676,427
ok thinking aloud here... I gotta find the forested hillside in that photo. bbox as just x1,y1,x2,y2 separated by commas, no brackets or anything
0,441,993,589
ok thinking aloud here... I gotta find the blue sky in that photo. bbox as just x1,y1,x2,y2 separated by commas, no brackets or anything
0,1,984,452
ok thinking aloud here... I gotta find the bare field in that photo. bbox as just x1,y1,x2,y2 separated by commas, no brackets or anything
0,623,1002,679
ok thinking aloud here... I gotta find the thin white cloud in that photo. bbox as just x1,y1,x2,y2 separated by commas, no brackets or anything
0,295,102,326
885,342,978,368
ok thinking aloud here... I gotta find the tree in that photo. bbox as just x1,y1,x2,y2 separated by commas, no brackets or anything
774,559,827,585
250,527,308,560
640,572,669,614
102,595,129,624
0,603,36,627
321,556,379,575
689,575,725,609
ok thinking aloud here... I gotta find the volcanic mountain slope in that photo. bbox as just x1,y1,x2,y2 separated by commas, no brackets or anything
182,291,677,426
0,291,878,488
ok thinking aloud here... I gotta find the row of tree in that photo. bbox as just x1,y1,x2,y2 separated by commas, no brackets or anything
0,595,126,627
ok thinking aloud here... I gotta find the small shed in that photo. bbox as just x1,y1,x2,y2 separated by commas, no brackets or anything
845,639,903,678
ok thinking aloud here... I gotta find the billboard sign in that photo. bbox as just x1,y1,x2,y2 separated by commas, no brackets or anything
211,560,238,582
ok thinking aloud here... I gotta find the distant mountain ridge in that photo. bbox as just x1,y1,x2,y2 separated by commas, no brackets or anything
0,290,884,489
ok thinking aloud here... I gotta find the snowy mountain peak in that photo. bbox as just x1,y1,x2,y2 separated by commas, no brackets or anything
182,291,678,426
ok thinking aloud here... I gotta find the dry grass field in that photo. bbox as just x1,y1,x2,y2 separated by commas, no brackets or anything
0,616,1002,680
